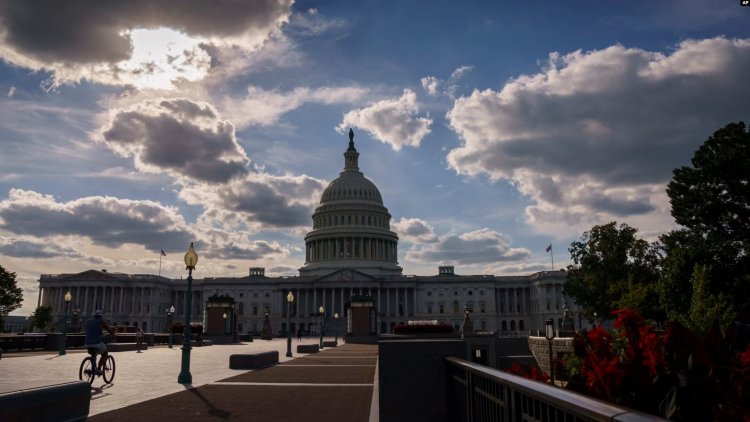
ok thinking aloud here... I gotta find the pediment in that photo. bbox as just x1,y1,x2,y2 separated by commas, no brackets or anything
314,268,377,283
60,269,121,282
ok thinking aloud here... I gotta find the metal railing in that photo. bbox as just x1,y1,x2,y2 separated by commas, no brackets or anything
446,357,665,422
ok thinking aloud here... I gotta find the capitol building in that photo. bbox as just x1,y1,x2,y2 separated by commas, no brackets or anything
38,131,570,336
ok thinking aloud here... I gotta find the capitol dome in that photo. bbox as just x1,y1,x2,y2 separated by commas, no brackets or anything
299,129,402,277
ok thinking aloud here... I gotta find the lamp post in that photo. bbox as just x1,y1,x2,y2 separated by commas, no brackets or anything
286,291,294,357
319,305,325,349
232,309,238,343
334,312,339,343
178,242,198,384
59,291,72,355
166,305,175,348
593,312,598,327
223,312,228,335
545,319,555,384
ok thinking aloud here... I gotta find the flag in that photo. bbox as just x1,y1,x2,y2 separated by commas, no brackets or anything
160,249,166,256
545,244,552,253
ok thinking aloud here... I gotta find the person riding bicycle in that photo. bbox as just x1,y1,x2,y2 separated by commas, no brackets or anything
84,310,115,375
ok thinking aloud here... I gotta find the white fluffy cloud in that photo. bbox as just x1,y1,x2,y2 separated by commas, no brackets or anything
446,37,750,233
222,85,369,129
420,65,473,98
100,98,249,183
406,228,531,265
338,89,432,151
0,0,292,89
391,217,439,243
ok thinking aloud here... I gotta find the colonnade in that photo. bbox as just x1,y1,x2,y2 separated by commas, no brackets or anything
305,237,398,262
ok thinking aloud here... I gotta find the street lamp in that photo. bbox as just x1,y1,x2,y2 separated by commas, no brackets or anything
319,305,325,349
545,319,555,384
178,242,198,384
334,312,339,343
166,305,175,348
59,291,72,355
286,291,295,357
223,312,228,335
593,312,598,327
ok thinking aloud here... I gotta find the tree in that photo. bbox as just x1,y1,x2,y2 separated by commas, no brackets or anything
663,121,750,318
30,305,53,332
0,265,23,329
565,222,661,321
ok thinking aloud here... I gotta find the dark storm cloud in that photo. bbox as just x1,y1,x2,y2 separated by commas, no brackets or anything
102,98,249,183
406,229,531,265
0,0,292,64
204,240,284,260
0,189,194,251
0,238,83,259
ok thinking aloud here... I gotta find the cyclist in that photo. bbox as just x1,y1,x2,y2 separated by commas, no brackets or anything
84,310,115,375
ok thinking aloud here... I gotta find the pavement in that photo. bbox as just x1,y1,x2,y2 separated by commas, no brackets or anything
0,337,379,421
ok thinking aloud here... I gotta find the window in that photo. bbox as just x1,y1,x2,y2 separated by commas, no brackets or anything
427,291,432,296
238,302,244,316
480,290,484,296
510,320,516,331
265,292,269,298
253,306,258,315
481,320,486,330
468,291,473,296
439,304,444,314
253,292,258,298
453,301,459,314
480,303,485,313
427,303,433,313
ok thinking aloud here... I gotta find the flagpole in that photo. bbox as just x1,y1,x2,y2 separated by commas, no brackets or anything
159,253,162,277
551,246,554,271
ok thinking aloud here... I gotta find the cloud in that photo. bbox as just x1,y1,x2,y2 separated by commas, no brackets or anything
406,228,531,265
100,98,249,183
420,65,473,98
0,0,292,88
179,172,327,230
0,189,194,251
391,217,439,243
222,85,369,129
337,89,432,151
421,76,440,96
446,37,750,231
203,240,286,260
0,237,84,259
6,86,15,98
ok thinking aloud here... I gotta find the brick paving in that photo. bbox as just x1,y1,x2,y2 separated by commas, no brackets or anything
87,342,379,421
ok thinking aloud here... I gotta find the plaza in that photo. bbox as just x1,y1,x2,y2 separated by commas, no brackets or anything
0,337,378,421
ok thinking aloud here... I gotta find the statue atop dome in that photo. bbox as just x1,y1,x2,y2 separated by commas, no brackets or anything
347,128,356,152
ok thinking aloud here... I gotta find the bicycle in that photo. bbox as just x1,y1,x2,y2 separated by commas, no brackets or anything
79,336,116,385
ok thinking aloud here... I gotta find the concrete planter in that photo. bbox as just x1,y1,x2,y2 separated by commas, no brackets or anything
528,336,573,375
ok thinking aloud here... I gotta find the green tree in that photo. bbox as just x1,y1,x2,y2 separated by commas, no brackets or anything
682,264,734,336
30,305,53,332
663,121,750,317
565,222,662,321
0,265,23,329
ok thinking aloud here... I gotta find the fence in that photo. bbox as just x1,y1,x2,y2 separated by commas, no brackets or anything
446,357,664,422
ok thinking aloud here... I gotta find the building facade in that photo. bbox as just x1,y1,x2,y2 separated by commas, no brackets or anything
38,131,574,335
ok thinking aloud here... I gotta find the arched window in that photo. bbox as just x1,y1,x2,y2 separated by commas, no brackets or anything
510,320,516,331
501,321,507,331
519,320,524,331
453,301,459,314
238,302,244,316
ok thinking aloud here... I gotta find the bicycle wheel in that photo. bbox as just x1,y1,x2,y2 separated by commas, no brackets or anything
102,355,116,384
79,357,95,385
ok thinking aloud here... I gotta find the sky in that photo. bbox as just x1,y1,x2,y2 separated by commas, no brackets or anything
1,0,749,315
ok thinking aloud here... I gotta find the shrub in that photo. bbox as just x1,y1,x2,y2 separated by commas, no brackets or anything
393,322,453,334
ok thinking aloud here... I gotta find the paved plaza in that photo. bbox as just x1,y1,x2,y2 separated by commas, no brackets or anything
0,338,379,421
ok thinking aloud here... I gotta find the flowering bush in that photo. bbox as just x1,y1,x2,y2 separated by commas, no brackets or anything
561,308,750,420
171,322,203,334
508,362,549,383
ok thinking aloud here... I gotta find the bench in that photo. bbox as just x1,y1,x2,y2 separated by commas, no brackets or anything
0,381,90,422
229,351,279,370
296,344,320,354
323,341,338,348
108,343,148,352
